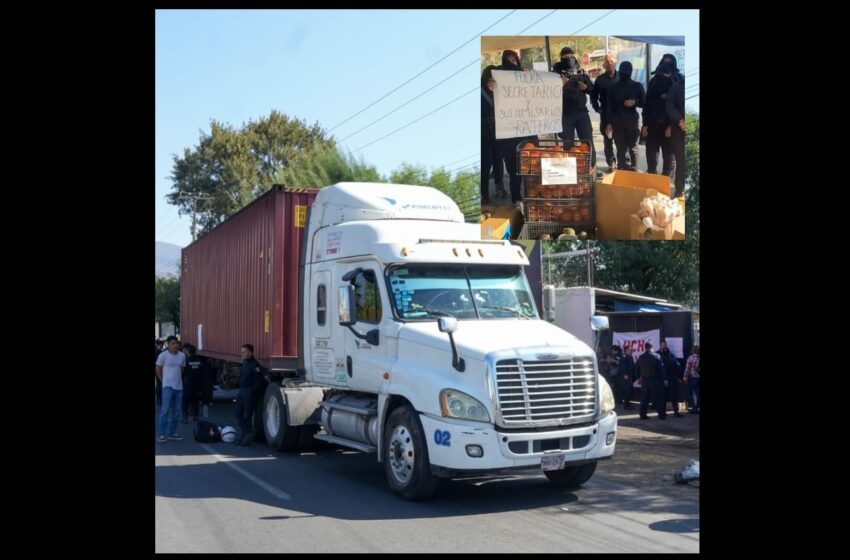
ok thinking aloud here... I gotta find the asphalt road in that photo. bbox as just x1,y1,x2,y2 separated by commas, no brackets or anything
155,403,699,553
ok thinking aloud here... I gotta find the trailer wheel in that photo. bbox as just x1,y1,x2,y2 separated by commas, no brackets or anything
544,461,597,488
383,405,439,501
262,383,300,451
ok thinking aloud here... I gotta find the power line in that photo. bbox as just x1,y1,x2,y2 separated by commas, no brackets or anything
340,59,480,142
442,152,480,168
349,9,609,154
327,10,518,134
515,9,559,34
566,9,617,34
685,93,699,101
352,87,478,153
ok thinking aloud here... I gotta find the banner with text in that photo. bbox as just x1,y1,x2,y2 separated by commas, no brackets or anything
613,329,661,361
493,70,563,139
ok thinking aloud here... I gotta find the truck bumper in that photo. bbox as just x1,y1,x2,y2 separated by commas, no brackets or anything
419,412,617,473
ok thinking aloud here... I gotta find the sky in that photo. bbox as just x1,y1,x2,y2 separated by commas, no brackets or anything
155,9,699,247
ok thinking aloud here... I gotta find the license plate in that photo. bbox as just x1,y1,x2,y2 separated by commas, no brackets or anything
540,453,566,472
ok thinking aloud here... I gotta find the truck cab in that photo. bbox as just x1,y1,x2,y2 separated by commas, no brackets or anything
266,183,617,499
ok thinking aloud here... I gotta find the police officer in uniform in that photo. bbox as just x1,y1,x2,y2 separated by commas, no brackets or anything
235,343,266,446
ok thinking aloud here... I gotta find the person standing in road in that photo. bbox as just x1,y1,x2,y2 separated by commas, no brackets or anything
552,47,596,171
154,338,164,405
590,52,619,171
666,73,687,198
617,345,636,410
235,344,266,446
637,341,668,420
181,343,205,423
642,63,675,177
605,61,645,171
683,345,700,413
660,343,683,418
156,335,186,442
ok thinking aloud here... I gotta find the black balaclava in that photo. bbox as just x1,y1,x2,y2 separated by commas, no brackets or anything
501,50,521,71
618,61,633,82
650,63,673,91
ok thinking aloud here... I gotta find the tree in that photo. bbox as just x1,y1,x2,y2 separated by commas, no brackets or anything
155,276,181,330
278,144,382,188
167,111,334,233
388,164,479,220
543,112,700,307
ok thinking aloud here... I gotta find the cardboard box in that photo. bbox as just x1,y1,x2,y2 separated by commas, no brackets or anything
481,217,511,240
596,170,676,240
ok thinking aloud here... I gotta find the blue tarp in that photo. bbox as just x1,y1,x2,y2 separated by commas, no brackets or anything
613,36,686,47
614,300,671,312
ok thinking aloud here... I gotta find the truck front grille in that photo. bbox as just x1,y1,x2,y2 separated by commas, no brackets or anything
494,358,596,426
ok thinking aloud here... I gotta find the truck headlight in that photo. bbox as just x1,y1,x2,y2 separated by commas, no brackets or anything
599,375,615,415
440,389,491,423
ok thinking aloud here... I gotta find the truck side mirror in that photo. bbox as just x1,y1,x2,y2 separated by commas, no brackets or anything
590,315,609,353
339,285,358,326
438,317,458,334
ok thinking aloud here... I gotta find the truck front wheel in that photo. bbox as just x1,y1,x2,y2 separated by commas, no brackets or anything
383,405,439,501
544,461,597,488
263,383,300,451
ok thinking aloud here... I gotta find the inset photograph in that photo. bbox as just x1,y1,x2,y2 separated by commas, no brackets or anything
480,36,690,241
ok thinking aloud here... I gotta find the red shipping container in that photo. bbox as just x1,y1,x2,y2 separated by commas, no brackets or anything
180,186,318,370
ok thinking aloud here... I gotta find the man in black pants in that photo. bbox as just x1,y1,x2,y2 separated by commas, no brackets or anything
666,75,687,198
659,343,683,418
552,47,596,170
591,52,619,171
494,50,533,209
637,342,668,420
617,345,636,410
181,343,205,423
605,61,645,171
480,65,505,206
642,63,675,176
235,343,266,446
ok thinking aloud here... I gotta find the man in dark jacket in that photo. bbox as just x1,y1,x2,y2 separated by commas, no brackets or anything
181,343,206,423
552,47,596,169
481,65,506,206
605,61,645,172
642,63,675,177
637,341,668,419
617,345,636,410
666,75,687,198
590,52,619,171
235,343,266,446
659,344,683,418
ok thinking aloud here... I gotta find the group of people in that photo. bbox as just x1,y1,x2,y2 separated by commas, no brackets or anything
602,341,700,419
155,337,267,446
480,48,688,208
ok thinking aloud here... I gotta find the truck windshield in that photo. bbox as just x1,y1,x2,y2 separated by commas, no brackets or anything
388,265,537,320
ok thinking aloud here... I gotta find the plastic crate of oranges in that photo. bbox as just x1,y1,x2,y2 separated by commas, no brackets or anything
516,139,592,177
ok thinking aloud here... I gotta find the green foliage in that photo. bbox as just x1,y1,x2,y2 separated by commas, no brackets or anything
168,111,333,233
155,276,181,328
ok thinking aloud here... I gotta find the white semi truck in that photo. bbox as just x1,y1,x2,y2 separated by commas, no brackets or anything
181,183,617,500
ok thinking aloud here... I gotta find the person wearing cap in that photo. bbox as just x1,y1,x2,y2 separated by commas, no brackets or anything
590,52,619,171
551,47,596,170
666,71,687,198
605,61,645,171
642,63,675,177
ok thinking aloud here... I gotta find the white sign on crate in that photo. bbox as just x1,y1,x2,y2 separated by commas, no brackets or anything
541,157,577,185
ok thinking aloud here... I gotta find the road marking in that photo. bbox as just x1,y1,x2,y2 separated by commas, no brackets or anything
200,444,291,501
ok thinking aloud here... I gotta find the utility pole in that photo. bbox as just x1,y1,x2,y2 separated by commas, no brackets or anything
177,192,214,241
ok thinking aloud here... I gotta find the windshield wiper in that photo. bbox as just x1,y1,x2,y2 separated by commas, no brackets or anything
420,308,457,319
478,305,532,319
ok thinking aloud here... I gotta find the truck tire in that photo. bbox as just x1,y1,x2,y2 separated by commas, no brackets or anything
544,461,597,488
262,383,300,452
383,405,439,501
